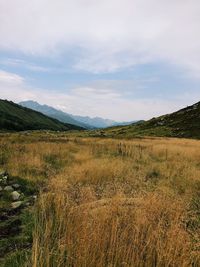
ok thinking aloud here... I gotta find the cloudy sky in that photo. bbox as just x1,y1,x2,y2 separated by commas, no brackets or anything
0,0,200,121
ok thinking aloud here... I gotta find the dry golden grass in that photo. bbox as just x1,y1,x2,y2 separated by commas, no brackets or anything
0,133,200,266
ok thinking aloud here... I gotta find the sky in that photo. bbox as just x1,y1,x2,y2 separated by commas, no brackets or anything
0,0,200,121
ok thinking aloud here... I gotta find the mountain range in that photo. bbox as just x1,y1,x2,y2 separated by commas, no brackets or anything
0,99,83,132
1,98,200,139
19,101,135,129
19,100,89,129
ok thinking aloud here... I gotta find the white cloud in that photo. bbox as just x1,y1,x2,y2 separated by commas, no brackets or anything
0,58,55,72
1,70,200,121
71,87,121,99
0,70,35,100
0,70,24,84
0,0,200,75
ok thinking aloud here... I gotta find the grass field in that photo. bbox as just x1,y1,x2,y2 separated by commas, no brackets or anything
0,132,200,266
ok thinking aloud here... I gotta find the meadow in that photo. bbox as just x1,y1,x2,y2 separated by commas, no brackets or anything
0,132,200,266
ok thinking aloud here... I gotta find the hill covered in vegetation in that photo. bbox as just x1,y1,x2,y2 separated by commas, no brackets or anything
100,101,200,139
0,99,84,131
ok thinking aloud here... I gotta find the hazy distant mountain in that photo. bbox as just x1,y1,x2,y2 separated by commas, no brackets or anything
71,115,136,128
0,99,83,131
19,101,90,129
19,101,135,129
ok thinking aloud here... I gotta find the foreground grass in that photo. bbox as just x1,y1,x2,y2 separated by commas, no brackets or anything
0,132,200,266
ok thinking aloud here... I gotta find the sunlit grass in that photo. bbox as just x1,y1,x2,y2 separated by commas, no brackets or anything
0,133,199,266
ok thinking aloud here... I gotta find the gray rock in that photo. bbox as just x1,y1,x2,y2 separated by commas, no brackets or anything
11,201,23,209
25,202,31,207
4,185,14,192
12,183,20,189
0,171,6,177
0,175,8,185
11,191,20,200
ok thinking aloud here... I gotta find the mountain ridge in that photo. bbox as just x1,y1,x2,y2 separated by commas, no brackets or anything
19,100,135,129
19,100,91,129
0,99,83,132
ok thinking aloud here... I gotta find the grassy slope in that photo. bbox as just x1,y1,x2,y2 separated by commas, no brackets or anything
99,101,200,139
0,100,84,131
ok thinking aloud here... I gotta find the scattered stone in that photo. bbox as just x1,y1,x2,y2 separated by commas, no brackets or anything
4,185,14,192
12,183,20,189
25,202,31,207
0,170,6,177
11,201,23,209
0,175,8,185
11,191,21,201
32,195,37,200
0,171,9,184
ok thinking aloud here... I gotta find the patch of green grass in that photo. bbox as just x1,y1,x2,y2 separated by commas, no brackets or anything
43,153,64,171
187,194,200,231
1,249,31,267
20,166,47,182
12,176,38,196
0,209,34,267
0,191,12,208
0,144,11,166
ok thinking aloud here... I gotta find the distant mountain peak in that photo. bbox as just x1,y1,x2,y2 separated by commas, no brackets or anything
19,100,136,129
19,100,90,129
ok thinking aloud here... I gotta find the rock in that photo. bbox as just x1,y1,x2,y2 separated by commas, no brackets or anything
32,195,37,200
4,185,14,192
25,202,31,207
0,175,8,185
11,201,23,209
0,171,6,177
0,171,8,180
12,183,20,189
11,191,20,200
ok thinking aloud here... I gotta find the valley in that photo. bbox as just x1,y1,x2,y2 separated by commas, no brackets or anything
1,0,200,266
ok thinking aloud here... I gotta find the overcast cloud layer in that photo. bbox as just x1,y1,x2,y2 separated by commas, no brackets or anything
0,0,200,120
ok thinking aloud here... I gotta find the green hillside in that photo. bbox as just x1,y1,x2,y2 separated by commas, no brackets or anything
0,99,84,131
97,101,200,139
